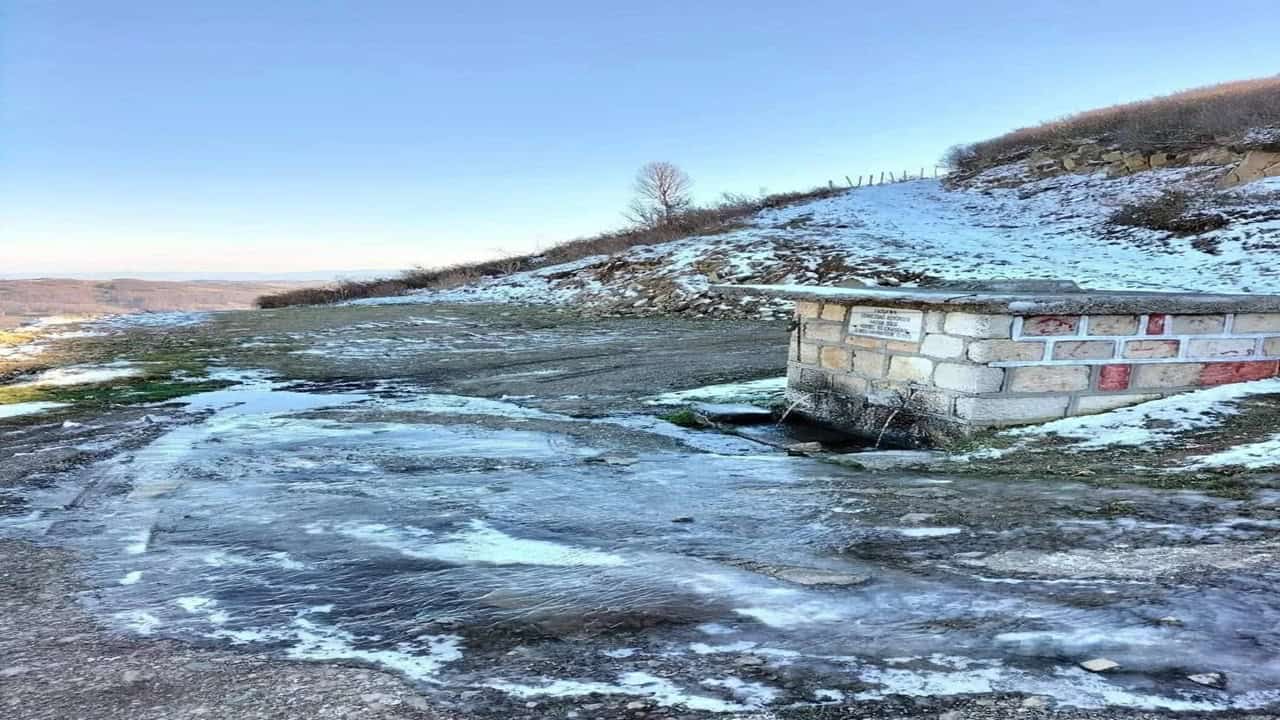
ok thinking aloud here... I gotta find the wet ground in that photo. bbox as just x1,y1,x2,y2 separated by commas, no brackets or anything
2,304,1279,718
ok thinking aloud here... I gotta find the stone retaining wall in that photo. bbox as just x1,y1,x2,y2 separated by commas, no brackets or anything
787,300,1280,444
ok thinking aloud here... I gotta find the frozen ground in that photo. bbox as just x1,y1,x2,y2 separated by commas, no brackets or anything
2,303,1279,719
348,171,1280,314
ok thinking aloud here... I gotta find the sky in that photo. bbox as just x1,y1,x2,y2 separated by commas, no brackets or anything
3,0,1278,278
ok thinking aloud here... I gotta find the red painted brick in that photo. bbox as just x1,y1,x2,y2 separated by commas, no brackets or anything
1198,361,1280,386
1146,314,1167,335
1022,316,1080,336
1097,364,1132,391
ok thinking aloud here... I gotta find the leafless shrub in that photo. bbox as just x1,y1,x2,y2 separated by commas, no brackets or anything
1109,190,1229,235
947,75,1280,173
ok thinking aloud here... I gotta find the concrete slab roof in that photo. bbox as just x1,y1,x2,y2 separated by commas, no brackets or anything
711,282,1280,315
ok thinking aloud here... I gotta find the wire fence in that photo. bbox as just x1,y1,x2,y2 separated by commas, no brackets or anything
826,166,949,190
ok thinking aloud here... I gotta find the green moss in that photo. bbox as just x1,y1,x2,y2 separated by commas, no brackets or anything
659,408,709,429
0,377,232,412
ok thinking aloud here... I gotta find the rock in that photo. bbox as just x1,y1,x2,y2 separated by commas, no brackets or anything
899,512,937,525
1079,658,1120,673
1101,151,1124,163
1219,150,1280,187
734,654,765,667
1122,152,1149,172
670,516,694,523
1156,616,1184,626
1187,672,1227,689
625,700,647,710
586,455,637,466
1190,146,1238,166
939,711,963,720
1022,696,1049,708
770,567,871,587
785,441,825,455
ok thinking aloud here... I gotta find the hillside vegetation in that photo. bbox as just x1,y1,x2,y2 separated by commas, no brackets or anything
947,76,1280,174
256,187,840,308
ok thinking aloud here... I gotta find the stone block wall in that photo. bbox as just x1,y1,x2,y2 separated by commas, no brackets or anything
788,300,1280,444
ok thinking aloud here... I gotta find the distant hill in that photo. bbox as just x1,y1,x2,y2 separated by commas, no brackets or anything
0,278,319,328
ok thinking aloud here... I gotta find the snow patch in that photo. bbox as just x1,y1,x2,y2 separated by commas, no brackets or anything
1007,379,1280,449
648,377,787,406
0,402,70,419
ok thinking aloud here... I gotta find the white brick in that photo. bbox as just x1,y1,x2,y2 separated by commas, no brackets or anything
967,339,1045,363
819,345,852,370
1008,366,1090,393
1186,338,1257,359
943,312,1013,339
798,343,820,365
1171,314,1225,334
1234,313,1280,333
924,311,946,333
830,373,867,395
887,356,934,383
933,363,1005,393
1072,394,1161,415
796,301,821,319
920,333,966,359
907,388,953,416
852,349,887,378
819,303,848,322
803,321,843,343
955,396,1069,423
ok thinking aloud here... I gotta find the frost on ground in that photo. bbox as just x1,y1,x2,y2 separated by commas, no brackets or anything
1189,433,1280,469
1003,378,1280,451
0,401,70,418
647,377,786,406
344,167,1280,315
9,363,142,388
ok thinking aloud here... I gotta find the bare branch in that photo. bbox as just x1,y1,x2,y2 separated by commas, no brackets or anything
628,161,692,227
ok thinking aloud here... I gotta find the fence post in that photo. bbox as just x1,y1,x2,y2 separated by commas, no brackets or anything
880,171,885,184
889,171,895,182
845,175,853,188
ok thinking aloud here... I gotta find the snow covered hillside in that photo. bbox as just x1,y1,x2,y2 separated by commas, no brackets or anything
354,162,1280,318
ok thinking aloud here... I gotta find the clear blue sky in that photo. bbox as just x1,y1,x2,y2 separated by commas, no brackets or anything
3,0,1278,277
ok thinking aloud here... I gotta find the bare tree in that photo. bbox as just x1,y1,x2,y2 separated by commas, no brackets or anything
626,161,692,227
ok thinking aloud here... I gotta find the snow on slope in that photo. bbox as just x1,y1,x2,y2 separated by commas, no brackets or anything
352,165,1280,316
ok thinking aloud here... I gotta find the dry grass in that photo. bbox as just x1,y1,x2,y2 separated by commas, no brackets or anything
255,187,842,308
947,75,1280,173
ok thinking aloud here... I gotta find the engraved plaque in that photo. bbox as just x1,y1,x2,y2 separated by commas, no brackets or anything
848,306,924,341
